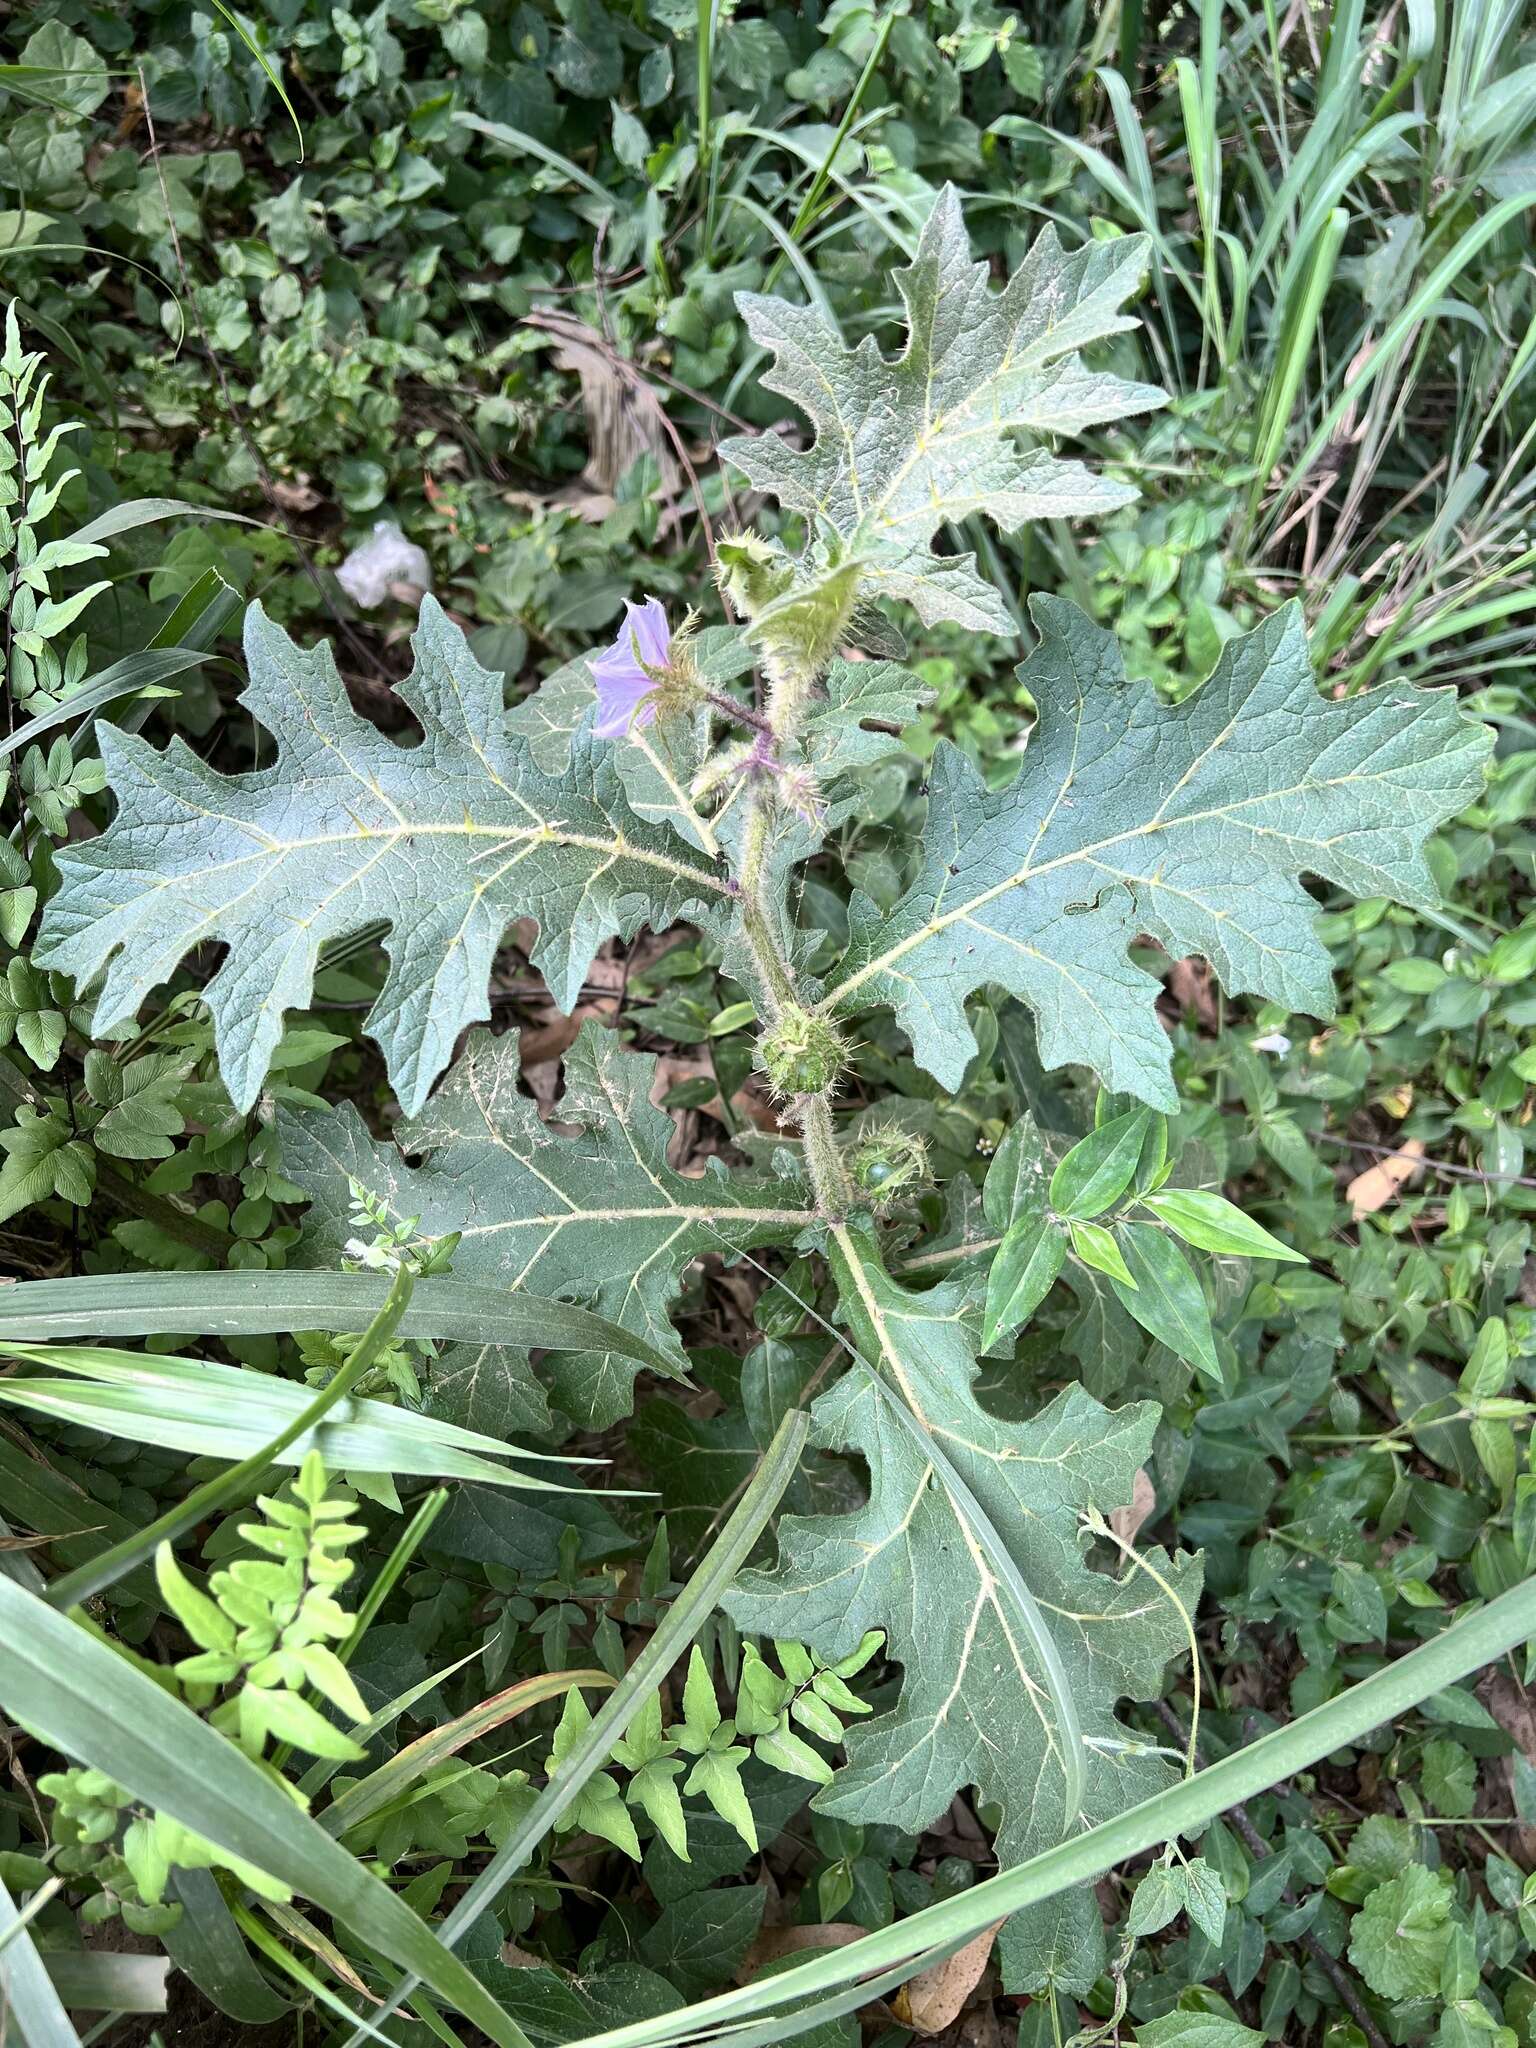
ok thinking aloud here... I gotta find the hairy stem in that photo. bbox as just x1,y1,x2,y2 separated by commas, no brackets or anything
799,1091,851,1217
702,685,771,734
734,787,798,1020
730,651,852,1216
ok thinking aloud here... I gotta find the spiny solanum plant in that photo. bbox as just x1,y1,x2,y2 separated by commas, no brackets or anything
35,191,1491,1990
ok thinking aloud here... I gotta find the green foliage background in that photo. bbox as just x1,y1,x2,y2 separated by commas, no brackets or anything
2,5,1536,2047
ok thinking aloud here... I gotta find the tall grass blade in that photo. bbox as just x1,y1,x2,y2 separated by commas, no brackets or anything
0,648,216,760
205,0,303,161
1251,205,1349,506
697,0,716,255
321,1668,613,1837
0,1872,84,2048
1274,191,1536,522
41,1261,415,1609
68,499,258,548
0,1573,533,2048
345,1405,811,2047
560,1575,1536,2048
766,8,895,288
722,195,838,322
0,1270,681,1375
454,112,615,212
163,1870,294,2025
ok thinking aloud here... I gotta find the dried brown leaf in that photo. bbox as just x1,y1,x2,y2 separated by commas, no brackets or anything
1346,1138,1426,1218
1166,956,1218,1031
1110,1466,1157,1548
890,1922,1002,2033
739,1923,866,1982
269,474,322,514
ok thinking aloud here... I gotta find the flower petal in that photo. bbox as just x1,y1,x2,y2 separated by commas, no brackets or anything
626,596,671,672
592,671,654,739
589,599,671,738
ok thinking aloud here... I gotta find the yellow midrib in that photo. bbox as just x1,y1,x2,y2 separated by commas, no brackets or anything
149,815,731,899
819,765,1371,1012
457,1198,816,1240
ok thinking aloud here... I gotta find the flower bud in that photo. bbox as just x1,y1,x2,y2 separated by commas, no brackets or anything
716,532,796,618
756,1004,847,1099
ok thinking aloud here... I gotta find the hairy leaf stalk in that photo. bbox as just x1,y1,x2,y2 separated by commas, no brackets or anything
734,643,852,1218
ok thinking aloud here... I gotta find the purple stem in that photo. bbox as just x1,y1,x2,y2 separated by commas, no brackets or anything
703,687,773,736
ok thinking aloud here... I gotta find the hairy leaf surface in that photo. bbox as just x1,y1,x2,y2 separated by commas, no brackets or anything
726,1230,1201,1930
280,1022,815,1429
802,660,935,825
506,625,755,853
37,601,731,1114
719,187,1164,632
509,638,932,842
820,598,1491,1103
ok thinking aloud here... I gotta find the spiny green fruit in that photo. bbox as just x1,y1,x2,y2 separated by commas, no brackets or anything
756,1004,847,1099
846,1126,930,1210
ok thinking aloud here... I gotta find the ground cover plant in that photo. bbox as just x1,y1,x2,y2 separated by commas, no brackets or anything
3,5,1536,2046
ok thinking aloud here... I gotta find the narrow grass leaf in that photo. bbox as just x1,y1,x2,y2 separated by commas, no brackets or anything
42,1261,416,1609
553,1577,1536,2048
345,1407,810,2047
0,1344,587,1482
0,648,213,759
0,1270,681,1375
0,1576,530,2048
0,1871,84,2048
322,1669,614,1837
164,1869,294,2025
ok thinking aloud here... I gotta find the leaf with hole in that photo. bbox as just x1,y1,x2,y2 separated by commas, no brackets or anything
720,187,1163,633
820,598,1489,1104
37,599,732,1115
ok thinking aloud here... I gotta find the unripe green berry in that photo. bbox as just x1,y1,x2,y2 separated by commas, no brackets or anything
756,1004,847,1099
846,1127,930,1211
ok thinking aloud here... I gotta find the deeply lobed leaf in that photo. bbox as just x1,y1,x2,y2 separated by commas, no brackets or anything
37,600,731,1115
820,597,1491,1105
280,1022,816,1430
727,1229,1202,1989
719,186,1165,633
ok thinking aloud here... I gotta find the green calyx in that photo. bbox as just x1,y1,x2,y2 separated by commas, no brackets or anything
756,1004,847,1100
846,1126,931,1211
718,533,866,729
715,533,797,618
754,556,865,716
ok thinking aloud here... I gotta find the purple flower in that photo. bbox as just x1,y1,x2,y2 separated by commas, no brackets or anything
591,597,671,739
